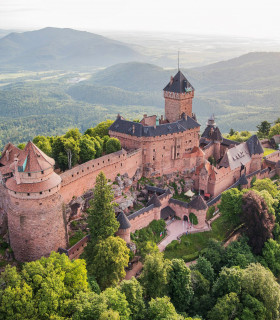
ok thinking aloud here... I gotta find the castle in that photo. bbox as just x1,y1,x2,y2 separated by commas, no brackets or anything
1,70,280,262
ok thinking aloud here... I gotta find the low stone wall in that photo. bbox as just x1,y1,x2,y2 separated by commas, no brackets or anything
59,234,90,260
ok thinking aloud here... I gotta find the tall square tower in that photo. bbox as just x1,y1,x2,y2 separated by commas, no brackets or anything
163,71,194,123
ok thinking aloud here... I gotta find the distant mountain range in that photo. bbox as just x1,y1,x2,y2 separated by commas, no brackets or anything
71,52,280,131
0,27,144,70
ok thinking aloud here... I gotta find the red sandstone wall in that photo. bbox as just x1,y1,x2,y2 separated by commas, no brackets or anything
164,92,194,122
264,151,280,163
111,128,200,177
60,149,142,203
129,207,158,233
7,192,67,262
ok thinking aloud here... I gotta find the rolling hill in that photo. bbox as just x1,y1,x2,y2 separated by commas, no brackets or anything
0,27,144,71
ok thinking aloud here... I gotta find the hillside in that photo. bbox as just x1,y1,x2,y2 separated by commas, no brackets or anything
0,27,143,71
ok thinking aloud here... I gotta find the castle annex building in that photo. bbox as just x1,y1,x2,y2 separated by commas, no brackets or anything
1,70,280,262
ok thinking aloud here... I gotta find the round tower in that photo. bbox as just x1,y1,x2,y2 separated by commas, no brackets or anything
116,211,131,243
5,141,67,262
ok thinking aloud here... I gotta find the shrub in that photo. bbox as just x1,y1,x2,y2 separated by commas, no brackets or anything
189,212,198,225
206,206,215,220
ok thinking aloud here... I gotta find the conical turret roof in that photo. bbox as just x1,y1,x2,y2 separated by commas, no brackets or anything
146,193,161,207
117,211,131,230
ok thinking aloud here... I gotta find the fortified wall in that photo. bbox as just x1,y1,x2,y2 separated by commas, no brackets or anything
60,148,142,203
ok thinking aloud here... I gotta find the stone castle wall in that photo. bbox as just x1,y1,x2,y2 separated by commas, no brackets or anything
164,91,194,122
60,149,142,203
110,128,200,177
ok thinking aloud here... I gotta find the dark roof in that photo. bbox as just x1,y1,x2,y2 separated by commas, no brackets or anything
201,125,223,141
246,135,264,156
163,70,194,93
145,185,166,195
238,174,249,186
128,204,154,220
146,193,161,207
276,161,280,169
221,138,239,147
169,198,189,208
189,195,208,211
161,206,175,220
117,211,131,229
109,114,200,138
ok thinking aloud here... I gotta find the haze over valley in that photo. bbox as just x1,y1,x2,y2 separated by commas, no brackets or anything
0,27,280,148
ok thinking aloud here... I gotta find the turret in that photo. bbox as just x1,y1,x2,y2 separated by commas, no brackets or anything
3,141,67,262
116,211,131,243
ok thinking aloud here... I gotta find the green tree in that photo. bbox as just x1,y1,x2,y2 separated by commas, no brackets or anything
64,136,80,169
275,118,280,124
202,239,225,273
218,188,243,226
261,239,280,277
79,135,96,163
192,256,215,284
224,238,256,269
84,120,114,138
137,240,159,261
229,128,235,136
64,128,82,141
252,178,278,198
191,270,210,296
241,263,280,319
17,143,26,150
72,291,107,320
269,123,280,139
33,135,52,156
119,278,145,320
100,310,120,320
140,252,171,299
208,292,241,320
212,267,243,298
254,189,278,215
101,287,131,320
147,297,184,320
256,121,271,138
106,137,121,154
0,253,89,320
86,172,119,246
90,236,130,290
167,259,193,312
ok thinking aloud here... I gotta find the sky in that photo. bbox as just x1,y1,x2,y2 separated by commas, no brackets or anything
1,0,280,38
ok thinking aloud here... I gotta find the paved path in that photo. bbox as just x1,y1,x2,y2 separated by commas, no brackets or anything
158,220,211,252
125,261,143,280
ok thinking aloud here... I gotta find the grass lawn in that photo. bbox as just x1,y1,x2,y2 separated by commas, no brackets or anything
263,148,276,157
164,215,233,261
171,193,191,202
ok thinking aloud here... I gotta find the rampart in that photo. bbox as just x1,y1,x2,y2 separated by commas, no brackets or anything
60,149,142,203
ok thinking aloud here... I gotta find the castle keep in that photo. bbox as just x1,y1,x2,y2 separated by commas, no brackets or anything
1,70,280,261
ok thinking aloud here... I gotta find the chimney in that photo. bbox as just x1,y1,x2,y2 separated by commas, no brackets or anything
14,155,21,184
132,125,135,134
170,76,174,85
143,114,147,118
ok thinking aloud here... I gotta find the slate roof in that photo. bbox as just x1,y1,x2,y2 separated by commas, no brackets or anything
117,211,131,229
201,126,223,141
163,71,194,93
276,161,280,169
109,114,200,137
239,174,249,186
161,206,175,220
145,185,166,195
219,142,251,170
169,198,189,208
189,195,208,211
146,193,161,207
221,138,239,147
246,135,264,156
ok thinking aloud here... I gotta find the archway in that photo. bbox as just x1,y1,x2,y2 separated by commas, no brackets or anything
183,215,188,222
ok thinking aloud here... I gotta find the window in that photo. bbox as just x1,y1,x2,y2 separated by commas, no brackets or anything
27,193,30,196
39,192,42,195
41,171,44,174
28,173,31,177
